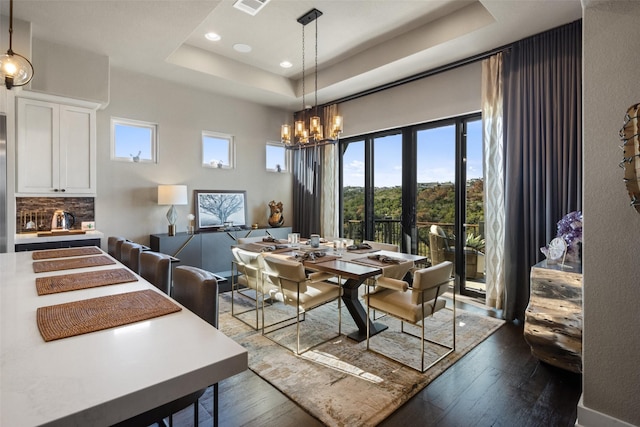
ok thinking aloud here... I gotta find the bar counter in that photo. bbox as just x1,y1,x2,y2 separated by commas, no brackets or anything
0,248,247,426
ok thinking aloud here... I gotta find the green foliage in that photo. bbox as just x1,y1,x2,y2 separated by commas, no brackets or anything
343,178,485,226
465,233,486,251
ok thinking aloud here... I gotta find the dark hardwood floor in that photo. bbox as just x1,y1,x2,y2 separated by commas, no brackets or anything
169,297,582,427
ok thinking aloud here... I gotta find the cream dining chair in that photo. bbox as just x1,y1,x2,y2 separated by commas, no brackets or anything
231,246,282,330
362,240,399,252
367,258,415,321
366,260,455,372
262,255,343,355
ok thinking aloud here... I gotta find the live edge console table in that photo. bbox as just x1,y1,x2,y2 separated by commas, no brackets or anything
150,227,291,292
524,260,583,373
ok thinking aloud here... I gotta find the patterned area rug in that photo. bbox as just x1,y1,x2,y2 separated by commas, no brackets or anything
219,292,504,427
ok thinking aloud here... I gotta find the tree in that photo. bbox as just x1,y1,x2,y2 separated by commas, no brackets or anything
199,193,243,224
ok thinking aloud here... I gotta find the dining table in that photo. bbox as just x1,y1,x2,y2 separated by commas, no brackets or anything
236,241,428,342
0,247,248,427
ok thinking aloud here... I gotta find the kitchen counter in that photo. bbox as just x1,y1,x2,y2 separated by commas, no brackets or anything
0,248,247,426
15,230,104,244
15,230,104,252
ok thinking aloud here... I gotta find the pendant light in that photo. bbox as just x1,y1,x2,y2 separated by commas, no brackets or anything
281,8,343,149
0,0,34,89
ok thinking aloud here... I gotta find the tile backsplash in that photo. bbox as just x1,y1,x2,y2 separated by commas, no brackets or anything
16,197,95,233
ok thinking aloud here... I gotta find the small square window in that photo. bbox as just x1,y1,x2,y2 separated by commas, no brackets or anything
111,117,158,163
203,131,234,169
266,141,287,172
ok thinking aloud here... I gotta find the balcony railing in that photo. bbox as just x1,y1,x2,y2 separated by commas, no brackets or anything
344,219,481,260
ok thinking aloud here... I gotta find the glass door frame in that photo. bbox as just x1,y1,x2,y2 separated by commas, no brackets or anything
338,112,483,298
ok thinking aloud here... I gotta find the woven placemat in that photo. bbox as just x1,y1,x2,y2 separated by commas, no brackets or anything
36,268,139,295
33,255,116,273
32,246,102,260
37,289,182,342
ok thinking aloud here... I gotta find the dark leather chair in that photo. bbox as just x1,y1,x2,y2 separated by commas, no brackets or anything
172,265,220,426
119,241,144,273
139,251,172,295
115,265,219,427
107,236,127,259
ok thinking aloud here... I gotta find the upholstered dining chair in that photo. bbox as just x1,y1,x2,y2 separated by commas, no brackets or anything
114,265,219,427
231,247,282,329
262,255,343,355
365,261,455,372
107,236,127,259
363,240,399,252
139,251,172,295
368,258,415,320
172,265,220,426
119,241,144,273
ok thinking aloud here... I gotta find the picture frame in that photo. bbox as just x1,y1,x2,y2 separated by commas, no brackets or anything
194,190,248,232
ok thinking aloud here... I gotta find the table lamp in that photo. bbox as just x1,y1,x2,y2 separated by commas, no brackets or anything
158,185,188,236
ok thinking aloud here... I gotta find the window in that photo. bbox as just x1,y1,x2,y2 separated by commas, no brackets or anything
266,141,287,172
111,118,158,163
339,113,484,297
202,131,234,169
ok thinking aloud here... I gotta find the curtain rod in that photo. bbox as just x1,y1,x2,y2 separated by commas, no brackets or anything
321,44,511,108
315,19,581,110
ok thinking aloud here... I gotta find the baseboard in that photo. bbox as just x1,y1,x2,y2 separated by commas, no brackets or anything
576,395,638,427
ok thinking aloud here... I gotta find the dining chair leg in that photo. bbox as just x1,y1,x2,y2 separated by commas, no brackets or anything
214,382,219,427
193,400,198,425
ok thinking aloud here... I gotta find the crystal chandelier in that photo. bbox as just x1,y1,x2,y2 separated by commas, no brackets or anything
0,0,34,89
281,9,343,149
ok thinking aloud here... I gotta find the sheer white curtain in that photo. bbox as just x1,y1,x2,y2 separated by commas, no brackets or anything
321,142,338,239
320,104,339,239
481,53,506,311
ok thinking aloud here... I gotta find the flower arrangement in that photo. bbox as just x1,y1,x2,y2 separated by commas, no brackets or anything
541,210,583,262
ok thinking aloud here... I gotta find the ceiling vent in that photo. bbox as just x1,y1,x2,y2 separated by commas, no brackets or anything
233,0,271,16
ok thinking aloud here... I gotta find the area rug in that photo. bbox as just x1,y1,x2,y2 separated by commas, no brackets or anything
218,293,504,427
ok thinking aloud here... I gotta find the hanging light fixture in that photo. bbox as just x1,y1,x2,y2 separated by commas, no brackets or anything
281,8,343,149
0,0,34,90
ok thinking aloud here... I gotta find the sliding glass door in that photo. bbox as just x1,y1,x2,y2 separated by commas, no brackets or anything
340,132,403,246
339,113,484,298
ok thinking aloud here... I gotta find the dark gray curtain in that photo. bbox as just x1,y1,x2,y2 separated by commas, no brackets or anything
503,20,582,321
292,145,324,237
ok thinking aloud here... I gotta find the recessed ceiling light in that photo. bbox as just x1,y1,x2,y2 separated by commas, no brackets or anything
233,43,252,53
205,32,221,41
280,61,293,69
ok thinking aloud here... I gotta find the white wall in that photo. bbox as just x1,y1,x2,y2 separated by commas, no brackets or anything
339,62,481,136
96,67,292,246
581,1,640,426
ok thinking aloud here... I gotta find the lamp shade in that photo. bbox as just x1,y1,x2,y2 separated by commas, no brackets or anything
158,185,188,206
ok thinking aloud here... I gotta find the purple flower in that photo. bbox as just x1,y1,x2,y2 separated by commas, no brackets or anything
557,210,582,261
540,210,583,262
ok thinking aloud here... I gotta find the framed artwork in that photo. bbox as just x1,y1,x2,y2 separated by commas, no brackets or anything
194,190,247,232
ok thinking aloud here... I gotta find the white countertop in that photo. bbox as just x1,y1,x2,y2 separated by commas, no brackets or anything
15,230,104,244
0,249,248,426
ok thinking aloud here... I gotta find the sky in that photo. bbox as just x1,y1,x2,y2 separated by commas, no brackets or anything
343,120,483,187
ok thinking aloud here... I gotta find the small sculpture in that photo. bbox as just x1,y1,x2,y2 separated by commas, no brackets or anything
268,200,284,227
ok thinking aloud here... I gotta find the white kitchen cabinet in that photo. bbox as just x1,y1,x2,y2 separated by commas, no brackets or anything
16,97,96,195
